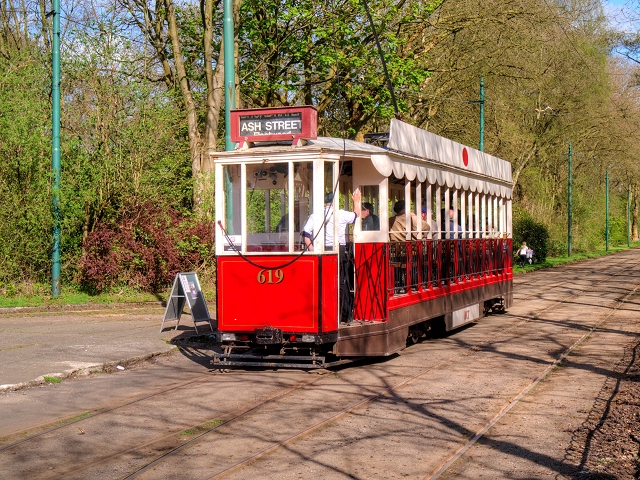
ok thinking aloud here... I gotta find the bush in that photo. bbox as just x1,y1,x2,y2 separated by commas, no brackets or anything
513,216,549,263
79,202,214,293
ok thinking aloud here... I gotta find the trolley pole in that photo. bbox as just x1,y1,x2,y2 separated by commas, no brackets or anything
469,77,485,152
479,77,485,152
567,141,572,257
223,0,235,151
628,184,631,247
606,167,609,251
51,0,61,297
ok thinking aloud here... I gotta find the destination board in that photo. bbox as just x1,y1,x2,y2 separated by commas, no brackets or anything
230,106,317,146
239,112,302,136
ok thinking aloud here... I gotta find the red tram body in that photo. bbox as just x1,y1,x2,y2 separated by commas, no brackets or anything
214,110,513,367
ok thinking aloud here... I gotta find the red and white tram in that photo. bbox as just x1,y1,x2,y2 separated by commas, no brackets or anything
213,106,513,368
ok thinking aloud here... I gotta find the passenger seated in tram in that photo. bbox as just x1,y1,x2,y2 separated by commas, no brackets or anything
421,206,438,239
361,202,380,231
389,201,419,241
389,201,424,294
301,189,361,323
440,207,463,239
274,203,300,233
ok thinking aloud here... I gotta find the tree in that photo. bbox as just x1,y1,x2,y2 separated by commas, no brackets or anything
114,0,242,215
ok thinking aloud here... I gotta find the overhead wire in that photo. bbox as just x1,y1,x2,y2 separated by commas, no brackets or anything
218,0,351,271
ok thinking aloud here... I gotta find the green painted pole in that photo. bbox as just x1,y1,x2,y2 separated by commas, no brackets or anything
51,0,61,297
567,141,572,257
479,77,485,152
223,0,235,151
628,184,631,247
606,167,609,251
223,0,235,232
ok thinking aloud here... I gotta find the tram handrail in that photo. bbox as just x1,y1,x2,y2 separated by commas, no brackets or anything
387,238,512,296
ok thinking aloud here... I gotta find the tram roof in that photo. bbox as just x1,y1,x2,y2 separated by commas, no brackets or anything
214,119,513,198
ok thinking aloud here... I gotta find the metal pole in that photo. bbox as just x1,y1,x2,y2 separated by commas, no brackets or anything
51,0,61,297
479,77,485,152
223,0,235,232
361,0,400,119
628,184,631,247
223,0,235,151
606,167,609,251
567,141,572,257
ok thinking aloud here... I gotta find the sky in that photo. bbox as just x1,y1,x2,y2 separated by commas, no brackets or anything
602,0,637,32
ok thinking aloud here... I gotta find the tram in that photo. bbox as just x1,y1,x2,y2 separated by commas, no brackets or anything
213,106,513,368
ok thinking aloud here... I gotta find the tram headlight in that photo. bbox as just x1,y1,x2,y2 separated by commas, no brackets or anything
301,335,315,343
221,333,237,341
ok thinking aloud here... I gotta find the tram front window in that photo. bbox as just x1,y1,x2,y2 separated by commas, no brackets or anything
246,162,289,252
222,165,241,251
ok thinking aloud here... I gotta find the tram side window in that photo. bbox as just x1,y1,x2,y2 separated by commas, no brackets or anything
222,165,241,251
246,163,289,252
360,185,380,231
293,162,313,251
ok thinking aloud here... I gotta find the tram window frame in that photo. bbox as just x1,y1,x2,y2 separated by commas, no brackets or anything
352,157,388,244
244,161,290,252
218,164,242,252
215,160,317,255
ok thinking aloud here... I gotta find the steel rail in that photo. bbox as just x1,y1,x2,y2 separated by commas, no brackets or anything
6,253,637,478
197,257,640,479
426,281,640,478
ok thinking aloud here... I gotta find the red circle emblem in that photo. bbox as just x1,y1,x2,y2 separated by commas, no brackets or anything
462,148,469,167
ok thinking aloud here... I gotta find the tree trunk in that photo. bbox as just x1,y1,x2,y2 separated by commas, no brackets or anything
633,188,638,242
165,0,204,212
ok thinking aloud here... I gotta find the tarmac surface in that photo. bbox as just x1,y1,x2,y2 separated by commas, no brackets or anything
0,303,212,392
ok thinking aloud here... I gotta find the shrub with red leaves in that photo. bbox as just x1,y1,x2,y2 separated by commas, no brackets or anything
79,203,214,293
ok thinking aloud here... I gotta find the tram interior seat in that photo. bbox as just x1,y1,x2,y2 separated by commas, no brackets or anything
246,233,289,252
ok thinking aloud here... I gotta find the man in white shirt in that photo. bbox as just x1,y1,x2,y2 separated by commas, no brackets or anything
302,189,361,250
302,189,361,323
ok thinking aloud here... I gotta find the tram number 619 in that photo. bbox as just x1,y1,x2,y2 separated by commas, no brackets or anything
257,269,284,284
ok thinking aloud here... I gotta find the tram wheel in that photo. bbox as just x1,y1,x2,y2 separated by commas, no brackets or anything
491,304,506,314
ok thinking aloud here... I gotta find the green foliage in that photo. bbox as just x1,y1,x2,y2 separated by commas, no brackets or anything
0,50,53,285
513,216,550,262
237,0,432,136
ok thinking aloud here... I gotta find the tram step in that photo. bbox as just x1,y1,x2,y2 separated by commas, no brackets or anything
212,353,327,369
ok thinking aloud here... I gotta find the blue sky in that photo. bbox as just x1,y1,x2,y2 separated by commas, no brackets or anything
602,0,637,32
605,0,628,4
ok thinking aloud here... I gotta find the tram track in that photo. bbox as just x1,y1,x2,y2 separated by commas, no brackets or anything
511,252,637,302
1,253,638,479
512,255,632,302
425,279,640,479
193,256,640,479
0,374,215,451
105,256,640,478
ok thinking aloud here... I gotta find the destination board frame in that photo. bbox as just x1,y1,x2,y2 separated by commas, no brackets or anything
230,105,317,146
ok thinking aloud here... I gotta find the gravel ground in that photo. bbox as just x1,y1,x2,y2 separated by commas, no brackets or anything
570,337,640,479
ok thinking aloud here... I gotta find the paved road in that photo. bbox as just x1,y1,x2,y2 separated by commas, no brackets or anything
0,304,206,390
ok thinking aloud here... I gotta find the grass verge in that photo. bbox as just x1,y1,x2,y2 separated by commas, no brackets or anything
513,241,640,274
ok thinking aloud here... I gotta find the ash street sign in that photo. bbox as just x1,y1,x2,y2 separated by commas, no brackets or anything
240,112,302,136
230,106,317,147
